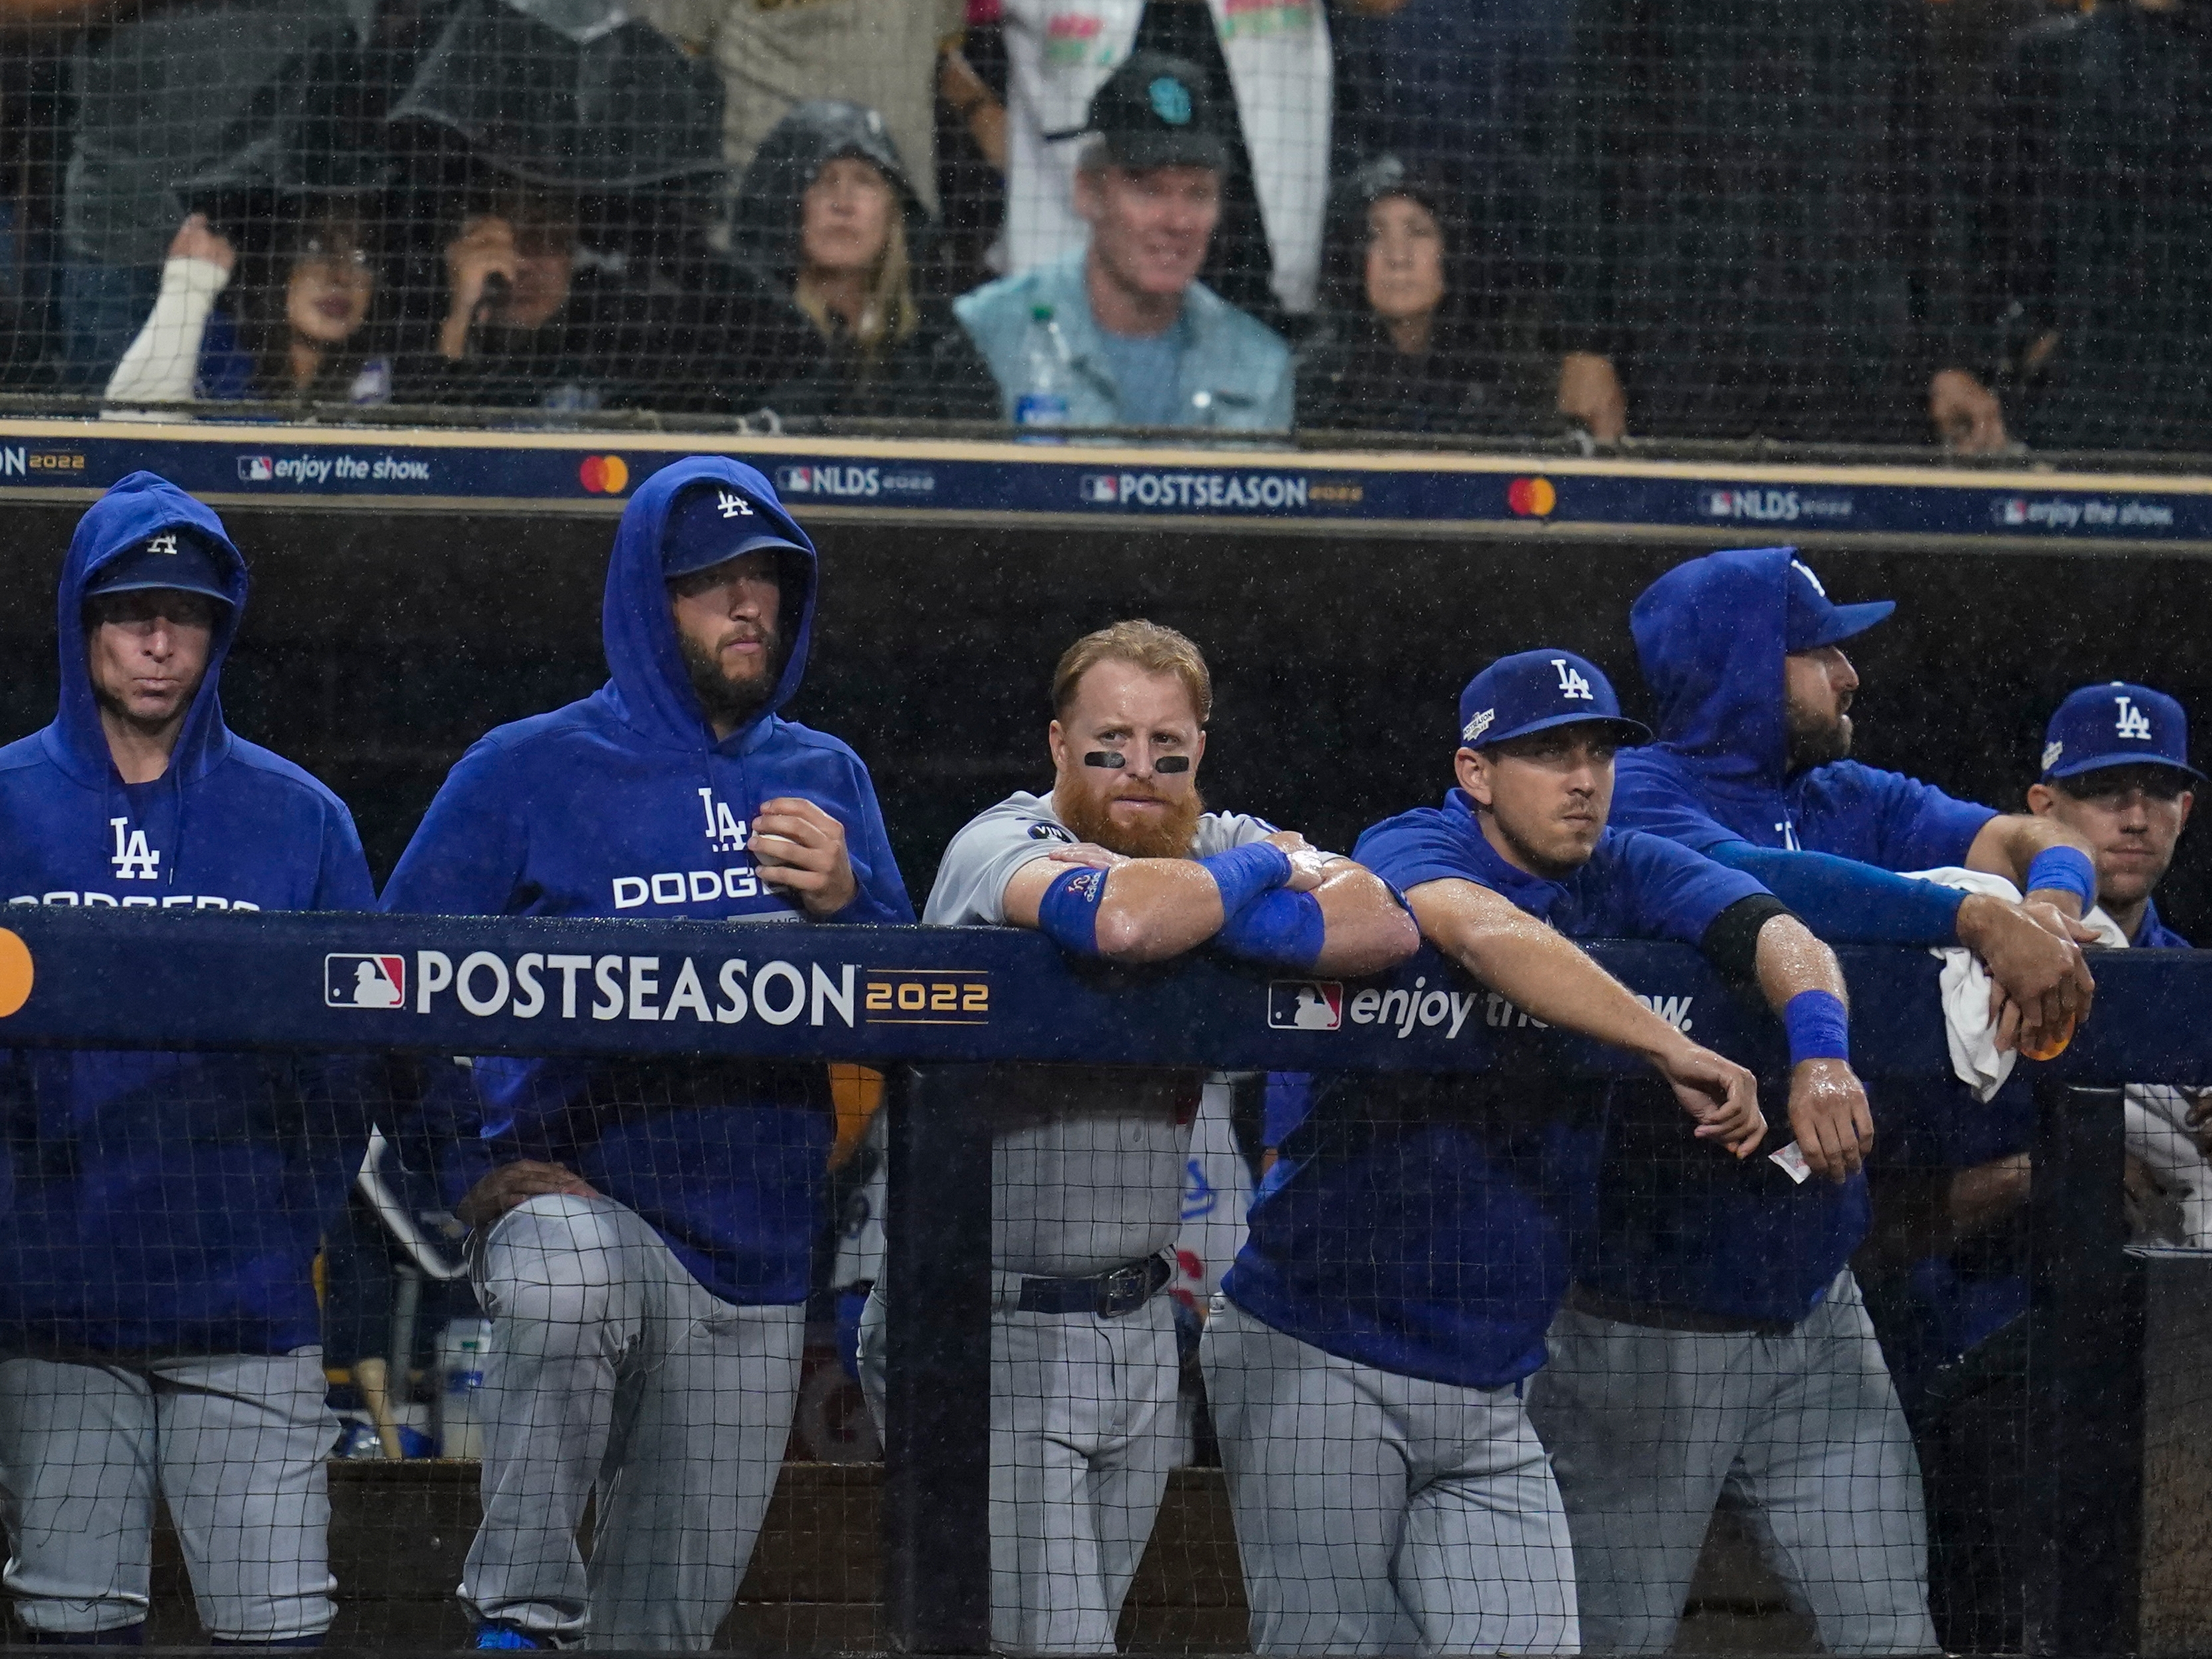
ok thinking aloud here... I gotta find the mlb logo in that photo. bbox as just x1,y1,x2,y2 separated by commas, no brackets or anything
775,466,813,493
1267,980,1343,1031
1705,490,1734,516
2002,498,2027,525
1079,474,1119,503
238,456,274,482
325,954,405,1009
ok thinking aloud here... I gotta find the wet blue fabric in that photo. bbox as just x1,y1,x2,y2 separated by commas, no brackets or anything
1605,545,2002,1322
0,471,376,1352
379,457,913,1307
1224,790,1766,1385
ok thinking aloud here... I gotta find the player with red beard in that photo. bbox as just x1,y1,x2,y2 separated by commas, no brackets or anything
857,618,1416,1653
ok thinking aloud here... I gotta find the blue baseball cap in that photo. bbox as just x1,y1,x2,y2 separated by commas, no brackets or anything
82,527,232,606
2041,681,2204,784
1784,556,1894,652
1457,650,1652,750
662,480,808,580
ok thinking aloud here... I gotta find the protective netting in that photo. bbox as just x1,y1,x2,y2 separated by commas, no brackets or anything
0,1035,2197,1651
3,0,2211,451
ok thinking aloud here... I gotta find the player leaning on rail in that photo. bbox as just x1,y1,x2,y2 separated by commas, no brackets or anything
1529,547,2101,1657
0,473,377,1644
1205,649,1865,1656
379,457,913,1652
857,619,1416,1654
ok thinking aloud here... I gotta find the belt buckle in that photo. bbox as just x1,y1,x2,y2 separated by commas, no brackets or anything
1098,1261,1149,1318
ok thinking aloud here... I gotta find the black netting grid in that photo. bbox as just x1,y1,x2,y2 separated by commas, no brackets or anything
2,0,2210,454
0,1026,2118,1654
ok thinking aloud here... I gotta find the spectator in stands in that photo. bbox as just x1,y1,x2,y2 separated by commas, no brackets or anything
391,0,804,412
103,208,391,408
1295,153,1531,434
1966,3,2212,452
634,0,965,218
957,52,1292,430
0,472,376,1644
1548,0,2009,450
731,101,1000,422
50,0,367,387
997,0,1331,323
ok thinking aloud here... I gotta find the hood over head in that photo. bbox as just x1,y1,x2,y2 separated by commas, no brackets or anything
1319,151,1475,322
49,472,248,789
728,100,927,290
1631,546,1841,796
392,0,725,188
602,455,817,750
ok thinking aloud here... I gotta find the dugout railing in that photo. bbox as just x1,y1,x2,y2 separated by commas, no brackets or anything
0,908,2206,1657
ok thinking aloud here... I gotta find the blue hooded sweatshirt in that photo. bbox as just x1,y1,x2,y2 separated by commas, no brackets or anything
0,471,377,1353
1606,545,1999,1323
379,456,913,1307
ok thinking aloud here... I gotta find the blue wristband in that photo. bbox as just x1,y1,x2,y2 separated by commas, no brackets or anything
1198,841,1293,916
1215,887,1326,970
1034,865,1108,957
2025,845,2098,910
1783,988,1851,1066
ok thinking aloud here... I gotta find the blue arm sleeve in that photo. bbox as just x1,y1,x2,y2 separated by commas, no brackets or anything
1704,840,1967,946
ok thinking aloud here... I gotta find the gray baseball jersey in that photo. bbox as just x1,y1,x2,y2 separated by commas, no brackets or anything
925,790,1275,1278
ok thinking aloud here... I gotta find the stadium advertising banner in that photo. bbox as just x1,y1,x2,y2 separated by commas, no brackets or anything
6,421,2212,547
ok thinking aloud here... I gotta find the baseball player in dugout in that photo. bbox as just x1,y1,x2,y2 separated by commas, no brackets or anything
1208,648,1869,1658
857,619,1416,1654
0,473,377,1644
379,456,914,1651
1526,545,2102,1655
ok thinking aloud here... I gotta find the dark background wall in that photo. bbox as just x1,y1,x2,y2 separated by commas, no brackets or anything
5,507,2208,938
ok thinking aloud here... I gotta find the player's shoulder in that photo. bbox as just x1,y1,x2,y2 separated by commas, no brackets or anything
0,730,52,780
945,790,1070,849
217,737,358,820
1796,758,1923,802
1193,809,1279,855
763,716,871,770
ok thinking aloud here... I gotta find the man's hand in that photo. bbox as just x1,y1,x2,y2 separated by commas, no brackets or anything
1956,892,2096,1055
1929,367,2009,454
456,1159,597,1230
1651,1036,1766,1158
1046,841,1129,871
1787,1057,1873,1182
1558,351,1627,443
440,215,519,358
752,796,859,917
169,213,235,275
1261,829,1330,893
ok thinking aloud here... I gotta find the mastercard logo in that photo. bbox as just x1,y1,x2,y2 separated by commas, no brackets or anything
1506,476,1556,517
579,455,630,494
0,930,31,1019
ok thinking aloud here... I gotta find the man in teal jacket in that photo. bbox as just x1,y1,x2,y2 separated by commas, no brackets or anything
957,52,1292,432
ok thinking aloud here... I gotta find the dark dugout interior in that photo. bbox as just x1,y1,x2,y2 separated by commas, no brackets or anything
5,505,2206,940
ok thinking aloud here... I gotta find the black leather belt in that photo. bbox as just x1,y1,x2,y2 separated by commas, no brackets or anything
1015,1253,1173,1318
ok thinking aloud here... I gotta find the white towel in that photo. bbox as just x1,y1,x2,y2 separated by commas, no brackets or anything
1906,867,2027,1102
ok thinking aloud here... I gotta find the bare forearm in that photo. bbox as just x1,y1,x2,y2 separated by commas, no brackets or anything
1412,885,1680,1060
1754,914,1848,1013
1309,865,1419,976
1093,861,1226,961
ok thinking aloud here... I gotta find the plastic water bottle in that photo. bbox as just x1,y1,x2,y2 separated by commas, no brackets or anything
1014,304,1071,430
436,1317,494,1459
